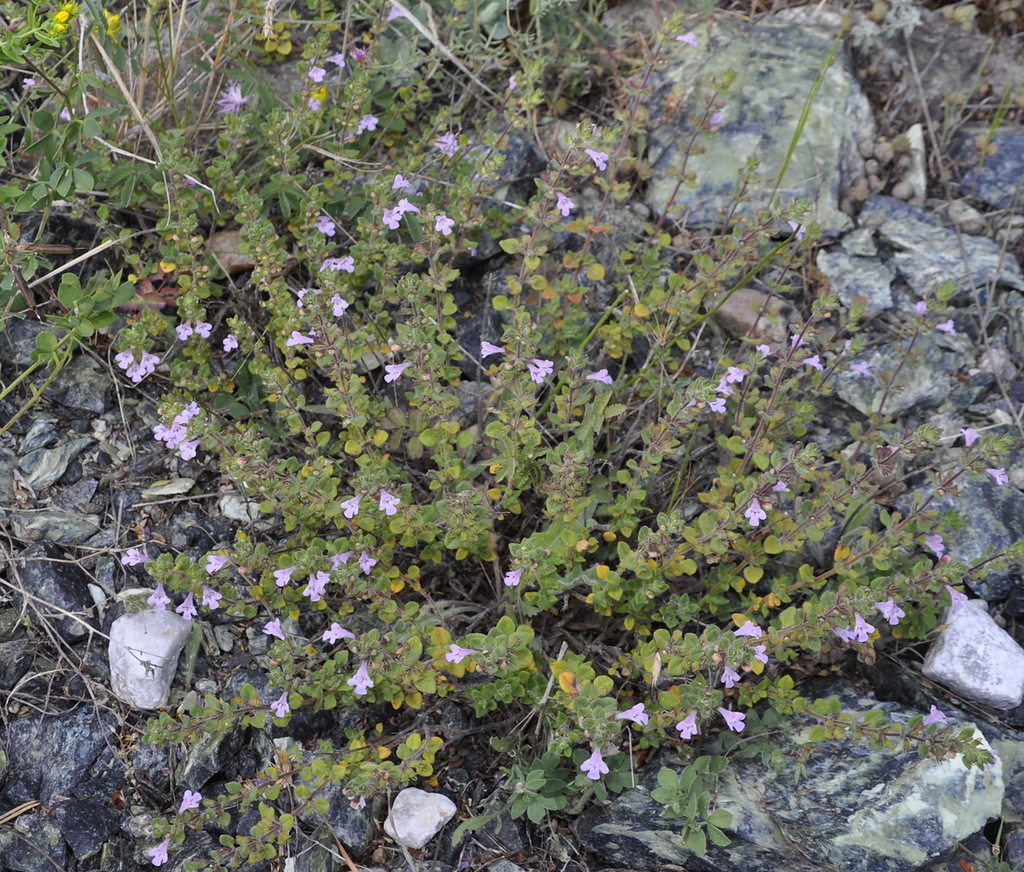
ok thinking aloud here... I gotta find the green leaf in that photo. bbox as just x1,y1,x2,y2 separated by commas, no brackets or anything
685,828,707,856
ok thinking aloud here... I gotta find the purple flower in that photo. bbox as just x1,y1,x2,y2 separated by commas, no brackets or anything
587,369,613,385
718,708,746,732
206,554,230,574
341,495,362,519
176,593,197,621
744,498,767,527
178,790,202,813
851,613,875,642
327,52,345,67
676,711,699,740
274,566,295,587
508,74,517,91
307,66,326,82
615,703,649,725
875,598,905,626
556,192,575,217
850,361,871,377
580,747,609,780
435,131,459,157
315,215,336,236
148,584,170,611
527,358,554,384
504,569,522,587
388,3,405,20
216,81,249,114
922,705,947,726
272,691,290,717
945,585,967,610
287,331,314,346
331,295,350,316
332,551,353,569
321,256,355,273
264,618,285,641
936,319,957,335
709,109,725,125
347,662,374,695
676,32,698,46
709,397,726,414
961,427,979,447
178,440,199,460
446,644,477,664
787,220,806,240
222,333,238,352
772,480,789,493
384,362,410,383
435,215,455,236
304,571,329,602
323,623,355,643
721,666,740,688
121,548,152,566
481,341,505,358
915,300,929,315
725,366,747,384
201,586,222,609
351,795,366,810
751,644,769,665
585,149,609,171
359,550,377,575
734,621,762,638
833,625,855,643
382,207,401,230
986,468,1009,486
176,322,193,340
149,838,170,867
803,355,824,372
925,533,945,557
392,174,412,190
756,344,771,356
23,77,36,87
358,114,378,133
379,489,400,515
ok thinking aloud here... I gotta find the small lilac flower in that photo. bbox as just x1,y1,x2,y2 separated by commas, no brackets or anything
676,711,699,740
850,361,871,377
744,498,767,527
790,334,805,349
348,662,374,695
875,598,905,626
323,623,355,643
274,566,295,587
176,593,197,621
359,550,377,575
396,197,420,215
446,644,477,664
201,586,222,609
351,795,367,809
388,3,406,20
587,369,613,385
527,358,554,384
315,215,336,236
833,625,855,643
756,344,771,356
751,644,769,665
206,555,230,574
923,705,947,726
179,790,202,813
556,192,575,217
585,149,609,171
946,581,962,609
264,618,285,641
331,295,350,316
384,362,410,383
435,214,455,236
709,397,726,414
332,551,353,569
216,82,249,114
735,621,762,638
580,747,609,780
987,748,1000,771
222,334,238,352
936,319,957,335
508,74,517,91
721,666,740,688
341,495,362,519
149,839,170,867
327,52,345,67
709,109,725,125
725,366,747,384
925,533,945,557
148,584,170,611
379,489,401,515
719,708,746,732
851,614,875,643
504,569,522,587
272,691,290,718
481,341,505,358
308,97,322,111
715,378,733,396
676,32,698,46
915,300,929,315
358,114,378,133
321,256,355,273
176,322,194,340
287,331,314,346
307,66,326,82
305,571,329,602
23,77,36,88
772,480,789,493
615,703,649,726
803,355,824,372
787,220,806,240
435,131,459,157
392,174,412,190
195,321,212,338
986,468,1009,486
178,440,199,461
60,107,72,121
961,427,979,447
382,207,401,230
121,548,152,566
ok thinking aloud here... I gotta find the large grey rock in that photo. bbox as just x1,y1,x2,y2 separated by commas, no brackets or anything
644,15,872,234
576,684,1002,872
951,125,1024,212
923,600,1024,710
383,787,457,849
108,609,191,709
15,540,96,640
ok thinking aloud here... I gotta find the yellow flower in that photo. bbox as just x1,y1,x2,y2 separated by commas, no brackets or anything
104,10,120,36
54,10,70,22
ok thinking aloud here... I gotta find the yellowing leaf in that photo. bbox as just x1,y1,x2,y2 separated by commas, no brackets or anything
596,564,610,580
159,261,177,273
586,262,605,281
558,672,579,696
834,543,851,561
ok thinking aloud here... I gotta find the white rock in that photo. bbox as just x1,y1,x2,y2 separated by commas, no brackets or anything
383,788,456,849
109,609,192,709
923,600,1024,709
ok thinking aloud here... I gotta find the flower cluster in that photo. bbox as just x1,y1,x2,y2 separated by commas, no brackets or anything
114,349,160,383
153,401,202,460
